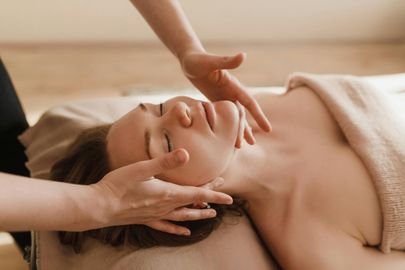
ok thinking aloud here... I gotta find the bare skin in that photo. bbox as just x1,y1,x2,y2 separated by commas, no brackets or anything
217,87,405,269
107,87,405,268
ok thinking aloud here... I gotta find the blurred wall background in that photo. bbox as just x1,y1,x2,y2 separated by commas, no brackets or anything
1,0,404,43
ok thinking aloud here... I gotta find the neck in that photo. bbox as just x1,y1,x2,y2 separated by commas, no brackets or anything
217,131,297,206
217,142,266,200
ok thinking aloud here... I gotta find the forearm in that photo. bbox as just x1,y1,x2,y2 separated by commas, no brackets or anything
130,0,205,59
0,173,102,232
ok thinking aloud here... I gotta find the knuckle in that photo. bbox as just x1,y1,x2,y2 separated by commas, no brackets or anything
215,70,228,86
162,188,176,201
136,161,159,179
159,155,174,170
142,199,153,208
181,211,192,221
193,190,205,204
205,182,215,190
221,57,230,66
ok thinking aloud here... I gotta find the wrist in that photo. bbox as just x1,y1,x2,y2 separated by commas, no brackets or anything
175,44,205,63
84,183,113,229
67,184,110,231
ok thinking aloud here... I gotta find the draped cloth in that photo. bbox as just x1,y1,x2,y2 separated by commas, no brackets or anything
286,73,405,253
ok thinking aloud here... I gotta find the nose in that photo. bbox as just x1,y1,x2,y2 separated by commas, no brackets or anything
164,102,192,127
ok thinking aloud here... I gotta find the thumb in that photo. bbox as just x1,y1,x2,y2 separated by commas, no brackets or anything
117,148,189,181
206,52,246,72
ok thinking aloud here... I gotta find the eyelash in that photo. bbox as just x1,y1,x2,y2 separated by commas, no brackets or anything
160,103,173,152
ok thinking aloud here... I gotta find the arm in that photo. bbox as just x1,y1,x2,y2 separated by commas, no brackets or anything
130,0,271,136
129,0,204,60
0,172,100,232
0,149,232,234
285,224,405,270
319,236,405,270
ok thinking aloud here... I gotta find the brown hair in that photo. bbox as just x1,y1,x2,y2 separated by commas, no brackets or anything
50,125,245,253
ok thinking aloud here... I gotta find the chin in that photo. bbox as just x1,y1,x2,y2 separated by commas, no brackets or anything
214,101,239,137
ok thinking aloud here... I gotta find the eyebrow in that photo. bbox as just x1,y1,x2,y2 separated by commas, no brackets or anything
144,128,152,159
139,103,153,159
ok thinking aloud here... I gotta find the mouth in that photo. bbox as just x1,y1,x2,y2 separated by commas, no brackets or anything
202,102,216,131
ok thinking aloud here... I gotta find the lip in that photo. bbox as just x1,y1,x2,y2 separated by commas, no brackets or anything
202,102,216,132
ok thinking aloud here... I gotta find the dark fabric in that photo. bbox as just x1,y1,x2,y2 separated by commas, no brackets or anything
0,59,30,175
0,58,32,254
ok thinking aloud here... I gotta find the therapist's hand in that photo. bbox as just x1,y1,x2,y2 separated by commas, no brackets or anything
91,148,232,236
180,50,272,139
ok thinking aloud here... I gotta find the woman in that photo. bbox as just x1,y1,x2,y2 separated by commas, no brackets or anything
51,73,405,269
0,0,271,257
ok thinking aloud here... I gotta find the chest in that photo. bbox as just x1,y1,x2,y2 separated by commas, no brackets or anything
249,88,383,254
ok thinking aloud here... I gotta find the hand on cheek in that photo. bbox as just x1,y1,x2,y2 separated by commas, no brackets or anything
192,177,226,209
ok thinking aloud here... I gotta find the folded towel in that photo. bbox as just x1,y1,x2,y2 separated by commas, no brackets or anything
286,73,405,253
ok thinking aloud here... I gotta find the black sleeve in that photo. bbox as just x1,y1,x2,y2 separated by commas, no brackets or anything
0,58,31,256
0,58,30,176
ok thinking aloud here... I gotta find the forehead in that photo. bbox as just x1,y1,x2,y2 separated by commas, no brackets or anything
106,106,147,169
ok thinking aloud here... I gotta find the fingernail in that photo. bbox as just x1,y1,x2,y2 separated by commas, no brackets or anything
226,196,233,204
214,177,225,188
174,150,187,163
207,209,217,217
266,121,273,132
182,230,191,236
201,202,209,208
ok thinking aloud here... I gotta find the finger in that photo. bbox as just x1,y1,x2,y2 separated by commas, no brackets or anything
175,186,233,207
120,148,190,180
236,103,245,148
208,69,229,87
199,177,225,190
239,102,246,144
235,118,244,148
234,88,272,132
244,121,255,144
244,125,255,145
193,177,225,208
164,207,217,222
145,220,191,236
205,52,246,72
192,202,209,209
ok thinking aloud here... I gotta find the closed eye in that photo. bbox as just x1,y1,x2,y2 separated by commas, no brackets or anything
165,133,173,152
160,103,173,152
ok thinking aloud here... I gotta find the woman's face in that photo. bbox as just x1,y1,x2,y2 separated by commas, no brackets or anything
106,96,240,186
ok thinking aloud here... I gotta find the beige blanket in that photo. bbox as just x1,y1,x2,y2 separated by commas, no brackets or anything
286,73,405,253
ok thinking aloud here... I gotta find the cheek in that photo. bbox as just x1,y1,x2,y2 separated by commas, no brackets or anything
156,135,234,186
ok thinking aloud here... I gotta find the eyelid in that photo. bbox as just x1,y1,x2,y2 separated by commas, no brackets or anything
160,103,173,152
164,132,173,152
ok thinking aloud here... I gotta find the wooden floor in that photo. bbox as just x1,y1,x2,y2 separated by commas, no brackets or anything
0,233,28,270
1,42,405,124
0,41,404,269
